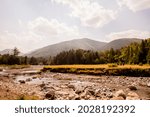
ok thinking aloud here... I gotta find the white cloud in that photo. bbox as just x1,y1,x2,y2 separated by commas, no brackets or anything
28,17,79,38
0,17,82,52
107,30,150,40
52,0,117,28
117,0,150,12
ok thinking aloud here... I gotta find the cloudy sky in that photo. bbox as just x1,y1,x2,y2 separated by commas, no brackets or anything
0,0,150,53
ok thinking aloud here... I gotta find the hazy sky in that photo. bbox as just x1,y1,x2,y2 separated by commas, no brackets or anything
0,0,150,52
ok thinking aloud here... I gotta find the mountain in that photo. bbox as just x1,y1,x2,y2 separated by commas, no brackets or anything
0,49,14,55
26,38,107,57
101,38,142,50
0,49,24,56
25,38,143,58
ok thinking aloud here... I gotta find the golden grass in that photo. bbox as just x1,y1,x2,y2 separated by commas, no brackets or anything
44,64,150,69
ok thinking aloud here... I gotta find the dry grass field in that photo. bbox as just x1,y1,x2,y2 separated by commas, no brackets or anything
44,64,150,69
42,64,150,77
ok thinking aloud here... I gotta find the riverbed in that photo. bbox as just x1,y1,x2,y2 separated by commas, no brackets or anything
0,66,150,100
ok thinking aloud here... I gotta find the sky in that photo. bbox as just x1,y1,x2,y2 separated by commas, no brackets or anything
0,0,150,53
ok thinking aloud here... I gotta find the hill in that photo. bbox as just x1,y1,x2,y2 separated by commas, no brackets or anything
102,38,142,50
26,38,107,57
25,38,142,58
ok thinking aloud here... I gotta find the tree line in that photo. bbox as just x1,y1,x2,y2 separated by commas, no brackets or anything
0,38,150,65
0,47,49,65
52,38,150,65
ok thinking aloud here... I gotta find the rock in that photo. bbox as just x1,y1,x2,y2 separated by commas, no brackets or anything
75,87,84,94
74,95,80,100
94,89,102,97
80,92,87,99
68,84,75,90
107,93,113,98
128,85,137,91
0,68,3,71
45,90,55,100
111,97,125,100
32,76,38,79
114,90,126,99
39,83,46,88
147,82,150,87
89,97,96,100
126,92,140,100
26,78,32,82
85,88,95,96
84,95,91,100
68,94,76,100
19,80,25,84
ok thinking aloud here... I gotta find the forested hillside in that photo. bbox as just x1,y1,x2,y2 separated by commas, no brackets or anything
52,38,150,65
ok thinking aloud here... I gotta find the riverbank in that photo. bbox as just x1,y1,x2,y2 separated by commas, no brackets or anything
42,64,150,77
0,65,150,100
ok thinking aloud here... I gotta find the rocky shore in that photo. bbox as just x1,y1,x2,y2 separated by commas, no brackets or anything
0,66,150,100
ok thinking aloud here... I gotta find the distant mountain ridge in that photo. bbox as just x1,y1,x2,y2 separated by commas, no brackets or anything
1,38,142,58
25,38,142,57
25,38,107,57
102,38,142,50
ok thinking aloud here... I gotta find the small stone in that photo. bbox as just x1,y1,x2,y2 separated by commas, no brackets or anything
126,92,140,100
89,97,96,100
75,87,84,94
45,90,55,100
32,76,37,79
114,90,126,99
94,89,102,97
107,93,113,98
80,92,86,99
26,78,32,82
39,83,45,88
128,85,137,91
86,88,95,95
74,95,80,100
68,84,75,90
147,82,150,87
111,97,125,100
68,94,76,100
19,80,25,84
